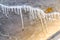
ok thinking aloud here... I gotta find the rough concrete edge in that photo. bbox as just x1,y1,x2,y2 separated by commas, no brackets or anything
47,30,60,40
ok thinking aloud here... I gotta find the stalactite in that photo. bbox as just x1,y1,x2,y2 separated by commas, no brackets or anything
19,8,24,31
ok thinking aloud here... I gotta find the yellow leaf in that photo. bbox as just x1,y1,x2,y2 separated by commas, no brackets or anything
45,7,53,13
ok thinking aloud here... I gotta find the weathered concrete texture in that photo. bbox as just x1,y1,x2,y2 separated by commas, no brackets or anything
0,0,59,7
0,0,60,40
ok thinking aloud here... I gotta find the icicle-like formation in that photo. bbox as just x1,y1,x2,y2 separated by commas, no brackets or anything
0,4,46,20
19,7,24,30
0,4,60,32
46,12,60,22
